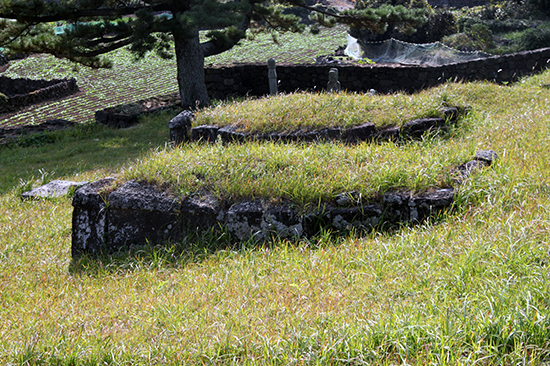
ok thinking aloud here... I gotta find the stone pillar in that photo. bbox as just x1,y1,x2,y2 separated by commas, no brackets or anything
268,58,278,96
327,68,341,93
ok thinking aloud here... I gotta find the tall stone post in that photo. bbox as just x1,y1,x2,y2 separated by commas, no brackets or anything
268,58,278,96
327,68,341,93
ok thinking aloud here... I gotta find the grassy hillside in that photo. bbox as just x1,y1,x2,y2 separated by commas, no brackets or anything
1,69,550,364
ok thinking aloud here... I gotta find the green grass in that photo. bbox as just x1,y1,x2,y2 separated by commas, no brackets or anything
194,90,453,134
2,71,550,364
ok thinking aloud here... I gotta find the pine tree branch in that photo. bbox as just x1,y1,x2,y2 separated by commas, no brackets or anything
85,33,133,48
0,23,34,48
71,37,133,57
0,3,170,23
200,7,252,57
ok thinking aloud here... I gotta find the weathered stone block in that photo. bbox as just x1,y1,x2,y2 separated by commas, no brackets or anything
191,125,219,142
225,201,265,241
409,188,454,222
475,150,498,165
219,126,246,143
452,160,488,184
262,205,303,239
107,180,182,249
328,205,383,231
374,126,400,141
344,122,376,143
181,193,222,230
71,178,115,256
401,117,446,138
21,180,88,200
168,110,193,145
382,191,410,222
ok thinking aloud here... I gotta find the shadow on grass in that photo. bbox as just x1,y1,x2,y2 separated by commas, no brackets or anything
68,211,454,276
0,109,179,194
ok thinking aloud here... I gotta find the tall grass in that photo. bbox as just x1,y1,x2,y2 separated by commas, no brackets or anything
1,72,550,364
194,90,453,133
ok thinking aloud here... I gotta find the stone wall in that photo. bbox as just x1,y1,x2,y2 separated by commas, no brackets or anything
0,76,79,113
71,150,497,257
204,48,550,99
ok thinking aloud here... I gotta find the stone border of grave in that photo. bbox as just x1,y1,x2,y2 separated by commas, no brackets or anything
168,106,467,145
0,76,78,114
95,92,181,128
71,150,497,257
0,119,76,145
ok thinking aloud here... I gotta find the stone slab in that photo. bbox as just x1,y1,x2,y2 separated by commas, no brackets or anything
21,179,88,199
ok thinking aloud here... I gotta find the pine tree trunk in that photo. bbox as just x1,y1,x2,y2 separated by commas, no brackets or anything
173,29,210,109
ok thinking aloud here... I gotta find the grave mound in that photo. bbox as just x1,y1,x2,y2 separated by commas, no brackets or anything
70,150,497,257
0,76,79,114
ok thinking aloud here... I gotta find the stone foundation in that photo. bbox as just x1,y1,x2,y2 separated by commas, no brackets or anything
71,150,496,257
0,76,78,113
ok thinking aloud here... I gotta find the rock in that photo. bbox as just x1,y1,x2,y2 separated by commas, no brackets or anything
107,180,182,249
475,150,498,165
374,126,400,141
191,125,219,142
452,160,488,183
409,188,454,222
327,205,383,231
262,205,303,239
219,126,246,143
71,150,493,257
335,191,362,206
21,180,88,199
225,201,265,241
318,128,343,140
168,110,194,144
442,107,459,123
344,122,376,143
181,192,222,230
401,117,446,138
382,191,410,222
72,178,115,257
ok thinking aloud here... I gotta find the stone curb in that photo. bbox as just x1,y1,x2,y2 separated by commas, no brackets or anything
71,150,497,257
0,76,78,114
171,107,464,145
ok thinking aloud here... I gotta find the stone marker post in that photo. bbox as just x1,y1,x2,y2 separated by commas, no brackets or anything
268,58,278,96
327,68,341,93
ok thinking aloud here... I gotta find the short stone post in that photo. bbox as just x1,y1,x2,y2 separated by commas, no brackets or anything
168,110,194,145
268,58,278,96
327,68,341,93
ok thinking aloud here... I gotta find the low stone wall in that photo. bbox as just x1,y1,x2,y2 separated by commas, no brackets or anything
95,92,181,128
71,150,497,257
0,76,79,113
173,107,464,145
204,47,550,99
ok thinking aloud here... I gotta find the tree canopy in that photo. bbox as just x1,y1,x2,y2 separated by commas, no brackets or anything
0,0,427,108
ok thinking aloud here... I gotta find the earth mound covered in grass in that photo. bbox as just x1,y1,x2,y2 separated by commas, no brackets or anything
193,91,466,136
0,75,78,114
70,88,485,255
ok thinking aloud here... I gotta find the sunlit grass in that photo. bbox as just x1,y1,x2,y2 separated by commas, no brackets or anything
195,89,456,133
2,72,550,364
